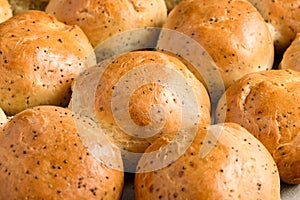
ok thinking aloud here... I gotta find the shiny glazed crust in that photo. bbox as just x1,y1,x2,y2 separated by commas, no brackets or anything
215,69,300,184
0,10,96,116
0,106,124,199
46,0,167,47
135,123,280,200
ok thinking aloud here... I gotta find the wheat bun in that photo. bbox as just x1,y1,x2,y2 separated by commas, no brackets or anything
215,69,300,184
8,0,49,14
0,105,124,199
45,0,167,47
160,0,274,90
247,0,300,54
0,0,12,23
279,33,300,71
69,50,211,154
134,123,280,200
0,10,96,116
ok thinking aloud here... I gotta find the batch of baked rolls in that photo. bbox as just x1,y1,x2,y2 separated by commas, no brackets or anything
0,0,300,199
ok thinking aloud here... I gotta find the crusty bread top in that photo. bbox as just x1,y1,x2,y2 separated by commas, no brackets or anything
135,123,280,200
0,105,124,199
215,69,300,184
0,10,96,116
161,0,274,89
46,0,167,47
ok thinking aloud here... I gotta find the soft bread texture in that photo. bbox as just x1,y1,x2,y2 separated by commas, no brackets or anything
0,0,12,23
70,50,211,154
0,106,124,199
279,33,300,71
160,0,274,89
134,123,280,200
8,0,49,14
248,0,300,54
0,10,96,116
46,0,167,47
215,69,300,184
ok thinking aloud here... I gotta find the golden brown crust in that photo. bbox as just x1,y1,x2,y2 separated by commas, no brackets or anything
134,123,280,200
0,0,12,23
70,50,211,154
0,106,124,199
215,69,300,184
248,0,300,54
0,10,96,116
161,0,274,89
46,0,167,47
8,0,49,14
279,33,300,71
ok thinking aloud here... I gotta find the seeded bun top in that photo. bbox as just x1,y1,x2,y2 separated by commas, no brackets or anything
215,69,300,184
0,105,124,199
247,0,300,54
160,0,274,90
0,10,96,116
46,0,167,47
134,123,280,200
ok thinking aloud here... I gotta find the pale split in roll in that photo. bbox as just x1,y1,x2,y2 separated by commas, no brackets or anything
0,0,12,23
135,123,280,200
0,105,124,199
0,107,7,127
69,50,211,172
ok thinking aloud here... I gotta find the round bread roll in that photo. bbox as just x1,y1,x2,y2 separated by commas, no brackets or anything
135,123,280,200
247,0,300,54
215,69,300,184
69,50,211,155
8,0,49,14
46,0,167,47
159,0,274,90
0,107,7,127
279,33,300,71
0,0,12,23
0,105,124,199
0,10,96,116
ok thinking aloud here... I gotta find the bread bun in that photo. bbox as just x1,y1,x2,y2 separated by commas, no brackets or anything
0,10,96,116
0,105,124,199
46,0,167,47
135,123,280,200
215,69,300,184
7,0,49,14
158,0,274,90
247,0,300,54
69,50,211,155
279,33,300,71
0,107,7,127
0,0,12,23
